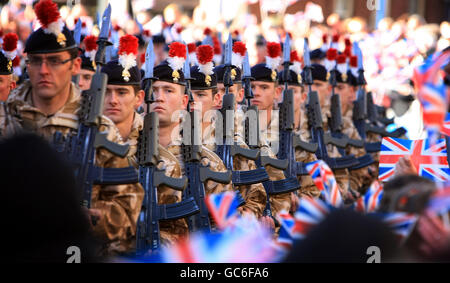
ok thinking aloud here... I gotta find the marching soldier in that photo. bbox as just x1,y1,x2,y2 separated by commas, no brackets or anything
250,42,298,217
101,34,191,247
190,44,268,219
277,51,321,199
298,63,356,201
0,33,19,135
0,0,144,256
78,35,97,91
149,42,234,228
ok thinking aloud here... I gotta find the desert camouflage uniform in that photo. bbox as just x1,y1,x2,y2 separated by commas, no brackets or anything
260,110,295,215
299,103,352,200
123,112,190,247
203,111,267,218
0,81,144,256
345,109,380,188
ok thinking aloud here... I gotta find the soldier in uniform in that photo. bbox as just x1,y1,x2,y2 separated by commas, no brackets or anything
277,65,321,199
0,33,18,102
100,35,193,248
298,64,357,201
0,33,19,135
78,35,97,91
0,0,144,256
150,42,234,228
190,44,268,219
250,47,298,217
335,66,377,191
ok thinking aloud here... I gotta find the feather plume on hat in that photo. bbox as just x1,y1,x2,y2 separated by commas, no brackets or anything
118,35,138,82
35,0,66,47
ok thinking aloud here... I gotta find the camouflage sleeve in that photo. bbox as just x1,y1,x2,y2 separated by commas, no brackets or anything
232,147,267,218
295,148,321,198
260,145,292,215
201,146,234,194
157,146,189,247
89,118,145,254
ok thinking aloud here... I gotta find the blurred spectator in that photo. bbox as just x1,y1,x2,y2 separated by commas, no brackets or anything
0,133,102,262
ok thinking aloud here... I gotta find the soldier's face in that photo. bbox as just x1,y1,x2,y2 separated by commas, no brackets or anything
311,80,331,107
250,81,281,111
216,83,244,108
286,85,304,113
104,85,144,125
27,51,81,100
78,69,95,91
0,74,15,102
151,80,188,127
191,89,216,118
336,82,356,115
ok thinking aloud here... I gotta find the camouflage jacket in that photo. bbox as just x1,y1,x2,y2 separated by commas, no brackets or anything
124,112,190,247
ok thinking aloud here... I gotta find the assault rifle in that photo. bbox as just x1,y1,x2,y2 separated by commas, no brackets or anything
181,45,233,232
215,36,270,186
135,40,199,254
53,5,139,209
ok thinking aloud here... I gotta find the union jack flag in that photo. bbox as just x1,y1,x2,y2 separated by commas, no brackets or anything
277,211,297,250
205,191,240,230
427,182,450,214
380,212,418,243
379,137,450,182
441,113,450,136
293,197,332,239
306,160,343,207
419,83,447,129
414,51,450,132
355,181,384,213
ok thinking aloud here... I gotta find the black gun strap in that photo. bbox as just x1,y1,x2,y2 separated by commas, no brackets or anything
349,154,375,171
92,166,139,185
160,197,200,220
232,168,270,186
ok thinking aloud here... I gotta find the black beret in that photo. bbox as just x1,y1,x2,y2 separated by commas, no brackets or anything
152,34,166,44
251,63,277,82
335,69,358,86
213,64,242,84
0,53,13,75
190,65,217,90
24,26,77,54
101,59,141,86
310,48,326,61
80,52,95,72
310,63,327,82
153,60,186,86
278,69,302,86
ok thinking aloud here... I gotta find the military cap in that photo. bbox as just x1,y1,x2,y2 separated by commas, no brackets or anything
214,64,242,84
0,33,19,75
24,1,77,54
101,35,141,85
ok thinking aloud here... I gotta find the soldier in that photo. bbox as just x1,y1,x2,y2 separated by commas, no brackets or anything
250,42,297,217
78,35,97,91
335,63,377,191
0,33,18,102
150,42,234,228
277,53,321,199
0,0,143,256
190,44,268,219
298,63,357,201
100,35,190,247
213,64,245,109
0,33,19,135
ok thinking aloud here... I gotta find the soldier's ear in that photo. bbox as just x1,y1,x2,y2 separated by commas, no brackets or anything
135,90,145,109
182,93,189,110
237,86,245,103
274,85,283,102
71,57,82,76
